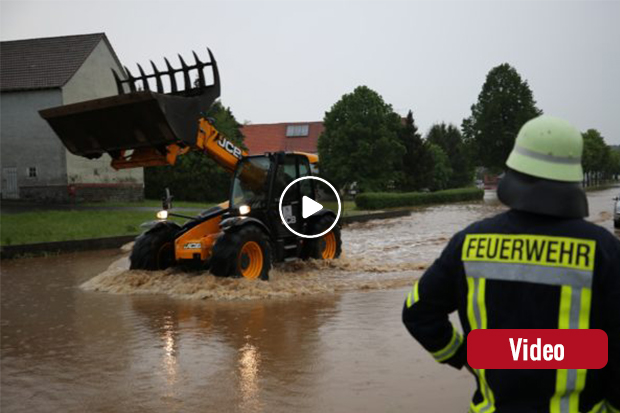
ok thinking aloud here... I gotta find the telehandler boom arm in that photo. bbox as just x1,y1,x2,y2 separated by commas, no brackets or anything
109,117,246,172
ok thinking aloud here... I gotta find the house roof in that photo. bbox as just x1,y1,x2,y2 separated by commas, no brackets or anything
1,33,121,92
241,121,324,155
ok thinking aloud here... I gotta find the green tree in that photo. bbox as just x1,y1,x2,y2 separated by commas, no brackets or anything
426,122,474,188
318,86,403,192
426,143,452,191
395,110,429,191
606,149,620,177
462,63,542,171
144,101,245,202
581,128,618,185
582,129,609,173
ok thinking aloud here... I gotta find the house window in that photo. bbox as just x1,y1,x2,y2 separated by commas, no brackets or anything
27,167,37,178
286,124,309,137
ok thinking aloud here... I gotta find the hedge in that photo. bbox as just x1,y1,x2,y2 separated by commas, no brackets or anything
355,187,484,210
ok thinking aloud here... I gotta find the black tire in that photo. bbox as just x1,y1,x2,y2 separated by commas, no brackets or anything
301,215,342,260
210,225,271,280
130,223,179,270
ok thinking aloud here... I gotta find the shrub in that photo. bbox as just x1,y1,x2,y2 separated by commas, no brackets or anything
355,187,484,210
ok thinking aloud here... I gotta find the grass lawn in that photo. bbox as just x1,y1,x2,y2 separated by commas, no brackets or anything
0,210,178,246
1,201,360,246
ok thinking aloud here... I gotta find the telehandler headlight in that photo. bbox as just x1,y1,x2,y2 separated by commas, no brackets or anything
239,205,251,215
156,210,168,220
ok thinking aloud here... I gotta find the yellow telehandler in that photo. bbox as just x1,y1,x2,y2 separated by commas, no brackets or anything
40,49,341,280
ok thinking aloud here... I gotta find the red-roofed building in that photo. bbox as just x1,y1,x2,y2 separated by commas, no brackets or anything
241,121,324,155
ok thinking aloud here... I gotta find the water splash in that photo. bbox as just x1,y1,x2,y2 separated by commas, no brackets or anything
80,254,428,301
81,196,510,301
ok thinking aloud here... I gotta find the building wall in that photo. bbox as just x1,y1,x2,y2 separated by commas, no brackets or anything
0,89,68,200
62,40,144,195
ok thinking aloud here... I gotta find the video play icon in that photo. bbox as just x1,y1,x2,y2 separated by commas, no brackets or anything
302,196,323,219
278,176,342,239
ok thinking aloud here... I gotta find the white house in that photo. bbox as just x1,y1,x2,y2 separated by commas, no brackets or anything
0,33,143,202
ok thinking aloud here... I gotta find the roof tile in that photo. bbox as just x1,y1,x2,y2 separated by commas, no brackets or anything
241,121,323,155
1,33,106,92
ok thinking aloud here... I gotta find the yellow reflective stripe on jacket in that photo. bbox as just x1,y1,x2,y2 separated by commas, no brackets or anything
607,401,620,413
551,284,593,413
585,400,607,413
583,399,613,413
431,326,463,362
463,233,597,413
466,276,494,412
405,280,420,308
469,368,496,413
467,277,488,330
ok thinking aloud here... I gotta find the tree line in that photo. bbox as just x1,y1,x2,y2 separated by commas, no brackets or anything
144,64,619,202
318,63,619,194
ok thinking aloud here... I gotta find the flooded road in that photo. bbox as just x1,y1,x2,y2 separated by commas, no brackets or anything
2,186,618,413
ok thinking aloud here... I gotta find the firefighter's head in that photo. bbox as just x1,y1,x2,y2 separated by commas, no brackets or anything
497,115,589,218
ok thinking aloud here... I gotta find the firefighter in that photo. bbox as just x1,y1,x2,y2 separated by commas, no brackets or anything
402,115,620,413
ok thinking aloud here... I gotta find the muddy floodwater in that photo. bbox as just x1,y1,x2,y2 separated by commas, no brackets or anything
2,187,618,413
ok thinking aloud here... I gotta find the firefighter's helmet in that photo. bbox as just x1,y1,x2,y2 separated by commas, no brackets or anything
506,115,583,182
497,115,588,218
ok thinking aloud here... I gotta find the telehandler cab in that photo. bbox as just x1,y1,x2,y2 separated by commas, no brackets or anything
40,49,341,280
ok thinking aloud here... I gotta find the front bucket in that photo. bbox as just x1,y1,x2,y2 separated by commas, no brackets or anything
39,48,220,159
40,91,217,159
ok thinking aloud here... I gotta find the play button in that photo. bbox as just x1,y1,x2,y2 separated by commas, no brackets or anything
302,196,323,219
278,176,342,239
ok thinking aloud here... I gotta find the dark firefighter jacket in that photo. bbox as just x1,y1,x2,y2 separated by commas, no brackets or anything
402,209,620,413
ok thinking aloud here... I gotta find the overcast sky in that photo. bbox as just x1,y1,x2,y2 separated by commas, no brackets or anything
2,0,619,144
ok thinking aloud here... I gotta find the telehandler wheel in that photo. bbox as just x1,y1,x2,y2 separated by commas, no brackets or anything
302,215,342,260
210,225,271,280
130,224,179,271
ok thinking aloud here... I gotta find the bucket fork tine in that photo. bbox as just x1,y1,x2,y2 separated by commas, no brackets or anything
193,51,206,89
112,69,125,95
207,48,220,94
113,49,217,96
124,66,137,92
179,55,192,90
150,60,164,93
164,57,177,93
137,64,150,91
178,54,191,91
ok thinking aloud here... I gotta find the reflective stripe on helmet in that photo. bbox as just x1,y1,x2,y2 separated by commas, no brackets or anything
513,145,582,165
505,115,584,182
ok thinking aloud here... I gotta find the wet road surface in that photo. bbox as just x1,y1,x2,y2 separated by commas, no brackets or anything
2,186,618,413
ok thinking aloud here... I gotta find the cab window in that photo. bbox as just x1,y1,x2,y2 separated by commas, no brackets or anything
299,157,313,198
274,155,297,201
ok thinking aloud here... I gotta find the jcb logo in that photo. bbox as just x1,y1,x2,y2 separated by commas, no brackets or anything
184,242,202,250
217,138,243,160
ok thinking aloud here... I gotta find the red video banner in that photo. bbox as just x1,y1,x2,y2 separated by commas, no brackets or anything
467,329,608,369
